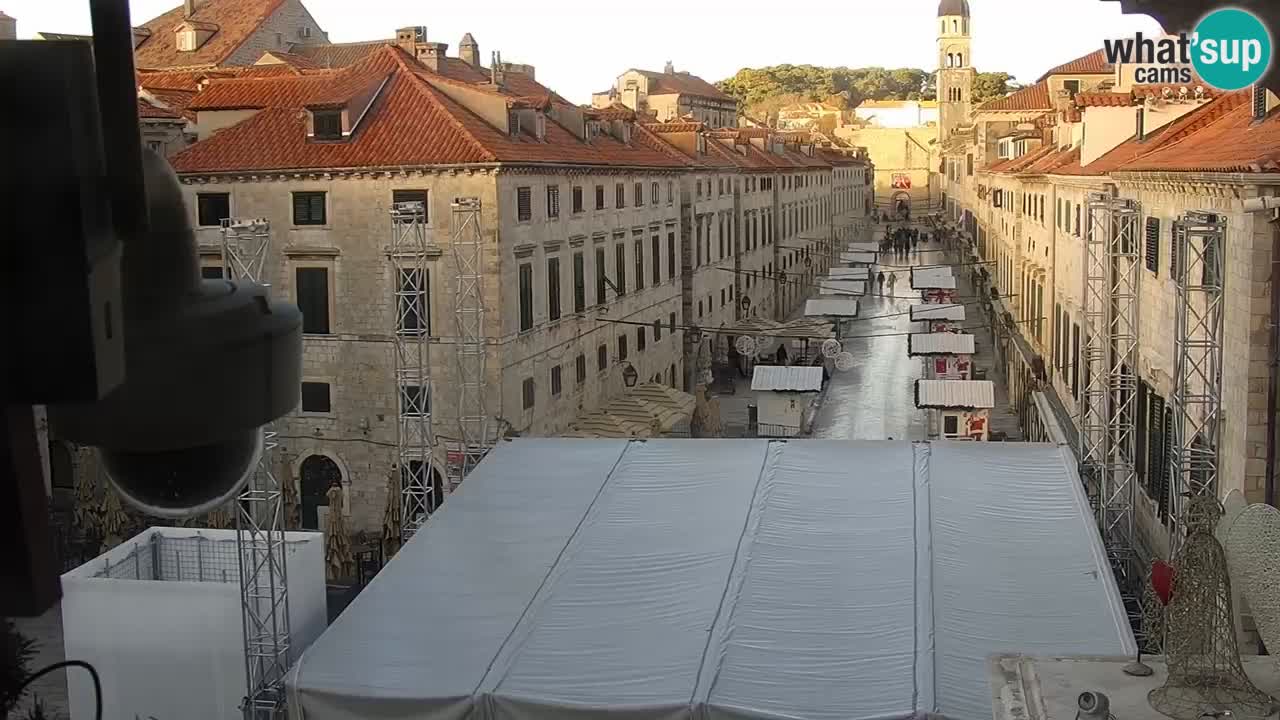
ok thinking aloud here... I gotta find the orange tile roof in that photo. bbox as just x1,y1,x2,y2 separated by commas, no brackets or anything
1119,96,1280,173
133,0,286,69
978,82,1052,112
1131,84,1221,101
288,41,389,69
1076,91,1133,107
171,46,696,174
256,50,321,70
632,68,733,101
1044,147,1084,175
1018,145,1079,175
644,121,703,133
138,96,183,119
1037,49,1112,82
142,87,199,120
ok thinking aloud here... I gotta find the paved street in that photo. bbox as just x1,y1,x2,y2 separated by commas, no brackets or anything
812,223,939,441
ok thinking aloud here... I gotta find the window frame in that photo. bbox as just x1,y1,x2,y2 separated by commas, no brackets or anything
291,191,327,226
196,192,231,227
294,264,333,335
518,262,535,332
516,186,533,223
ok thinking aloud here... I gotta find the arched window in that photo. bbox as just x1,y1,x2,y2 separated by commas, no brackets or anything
963,18,969,34
957,53,963,67
952,19,958,32
300,454,342,530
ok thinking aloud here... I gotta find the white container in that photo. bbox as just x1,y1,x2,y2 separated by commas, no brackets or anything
61,527,326,720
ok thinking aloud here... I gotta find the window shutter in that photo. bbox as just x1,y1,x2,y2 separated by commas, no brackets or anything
1170,221,1183,280
517,187,532,221
1144,217,1160,273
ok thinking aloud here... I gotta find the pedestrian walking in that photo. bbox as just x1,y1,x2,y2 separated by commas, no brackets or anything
887,271,898,295
876,270,886,294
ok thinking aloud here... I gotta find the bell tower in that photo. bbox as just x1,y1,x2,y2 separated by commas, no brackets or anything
937,0,974,143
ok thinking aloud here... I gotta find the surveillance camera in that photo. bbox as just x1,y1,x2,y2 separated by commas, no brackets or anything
49,149,302,518
1076,691,1111,720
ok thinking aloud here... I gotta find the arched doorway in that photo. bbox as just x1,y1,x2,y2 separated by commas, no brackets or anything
402,461,445,527
300,454,343,530
892,191,911,220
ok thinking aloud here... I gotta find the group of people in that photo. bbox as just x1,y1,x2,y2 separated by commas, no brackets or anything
880,225,928,260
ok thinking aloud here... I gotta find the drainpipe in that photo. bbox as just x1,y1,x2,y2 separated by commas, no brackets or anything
1244,195,1280,507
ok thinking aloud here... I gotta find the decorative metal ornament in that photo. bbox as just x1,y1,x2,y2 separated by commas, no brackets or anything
734,335,757,356
1147,495,1277,719
821,338,842,359
740,295,752,312
833,351,855,372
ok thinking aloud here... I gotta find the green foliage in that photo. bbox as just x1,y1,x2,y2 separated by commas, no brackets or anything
2,618,38,715
716,65,1019,122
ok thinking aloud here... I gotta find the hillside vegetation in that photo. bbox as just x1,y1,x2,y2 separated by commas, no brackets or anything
715,64,1018,124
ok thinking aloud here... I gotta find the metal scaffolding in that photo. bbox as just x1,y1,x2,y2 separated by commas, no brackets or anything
220,218,291,720
1167,212,1226,549
1078,192,1141,602
448,198,491,487
391,201,439,541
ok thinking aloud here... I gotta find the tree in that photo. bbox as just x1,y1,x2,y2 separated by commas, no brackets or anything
2,619,55,719
972,71,1016,103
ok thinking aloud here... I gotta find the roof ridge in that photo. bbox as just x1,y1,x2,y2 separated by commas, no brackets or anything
632,124,697,166
1118,91,1251,168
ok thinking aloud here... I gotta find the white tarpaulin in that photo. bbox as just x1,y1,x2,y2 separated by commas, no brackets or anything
286,439,1135,720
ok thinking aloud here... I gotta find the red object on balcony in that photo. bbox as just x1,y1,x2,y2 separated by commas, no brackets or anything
1151,560,1175,606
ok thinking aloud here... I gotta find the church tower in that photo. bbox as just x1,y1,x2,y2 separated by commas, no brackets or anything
937,0,974,142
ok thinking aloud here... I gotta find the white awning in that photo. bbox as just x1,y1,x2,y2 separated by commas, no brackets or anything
911,266,955,290
846,241,880,253
915,379,996,409
840,251,878,265
286,439,1135,720
827,267,869,281
820,279,866,296
805,298,860,317
910,303,966,321
751,365,824,392
908,333,976,356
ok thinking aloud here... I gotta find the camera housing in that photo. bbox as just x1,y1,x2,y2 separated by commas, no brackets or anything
49,149,302,518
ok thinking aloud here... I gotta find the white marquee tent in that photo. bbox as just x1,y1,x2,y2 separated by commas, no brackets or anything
286,439,1135,720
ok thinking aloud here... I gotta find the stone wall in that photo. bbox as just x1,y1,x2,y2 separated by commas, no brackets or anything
225,0,329,66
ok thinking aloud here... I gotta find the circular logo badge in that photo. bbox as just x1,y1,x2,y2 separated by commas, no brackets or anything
1191,8,1273,91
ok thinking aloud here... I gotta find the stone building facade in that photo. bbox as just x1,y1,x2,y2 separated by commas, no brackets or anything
116,40,871,535
592,64,739,129
937,24,1280,560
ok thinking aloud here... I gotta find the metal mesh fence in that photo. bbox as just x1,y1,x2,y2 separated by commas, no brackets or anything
92,533,243,583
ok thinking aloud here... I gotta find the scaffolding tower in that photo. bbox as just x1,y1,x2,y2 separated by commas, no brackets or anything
1167,212,1226,549
1078,192,1142,606
448,198,491,487
220,218,291,720
391,201,439,541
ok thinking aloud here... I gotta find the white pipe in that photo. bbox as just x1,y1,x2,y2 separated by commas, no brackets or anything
1243,196,1280,213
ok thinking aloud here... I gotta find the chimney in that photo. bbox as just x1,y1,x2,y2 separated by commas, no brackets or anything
418,42,448,72
396,26,426,56
0,10,16,40
1136,106,1146,140
459,32,479,68
664,60,674,75
183,0,195,16
490,50,505,88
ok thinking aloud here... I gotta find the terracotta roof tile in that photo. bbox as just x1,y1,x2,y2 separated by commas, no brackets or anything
256,50,322,70
1076,91,1133,107
632,69,733,101
1018,144,1078,175
288,41,389,69
133,0,286,69
1131,84,1221,101
643,121,703,132
1119,95,1280,172
978,82,1052,112
138,96,183,119
1037,48,1112,82
171,47,694,174
141,87,199,120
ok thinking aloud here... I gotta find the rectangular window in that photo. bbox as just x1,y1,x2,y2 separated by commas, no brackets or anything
397,268,430,335
651,235,661,285
550,365,562,396
1171,221,1182,279
1143,217,1160,274
720,288,726,307
518,262,534,331
517,186,532,222
546,185,560,219
312,110,342,139
295,267,330,334
597,344,608,372
573,252,586,313
400,384,430,415
666,181,673,205
696,222,703,266
615,243,627,296
719,217,725,259
669,312,676,331
634,182,644,206
595,185,605,210
576,354,587,384
292,191,326,225
572,186,584,213
653,319,662,341
300,381,331,413
618,334,628,361
637,326,646,351
392,189,428,223
615,183,625,208
201,265,225,280
595,247,607,305
196,193,230,227
1203,230,1220,287
1071,322,1081,399
547,256,561,321
634,239,645,291
522,377,535,410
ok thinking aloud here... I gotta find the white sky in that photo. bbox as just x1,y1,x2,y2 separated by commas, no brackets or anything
8,0,1162,103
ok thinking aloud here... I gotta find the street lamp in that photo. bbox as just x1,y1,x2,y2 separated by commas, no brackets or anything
740,295,752,313
620,361,639,388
